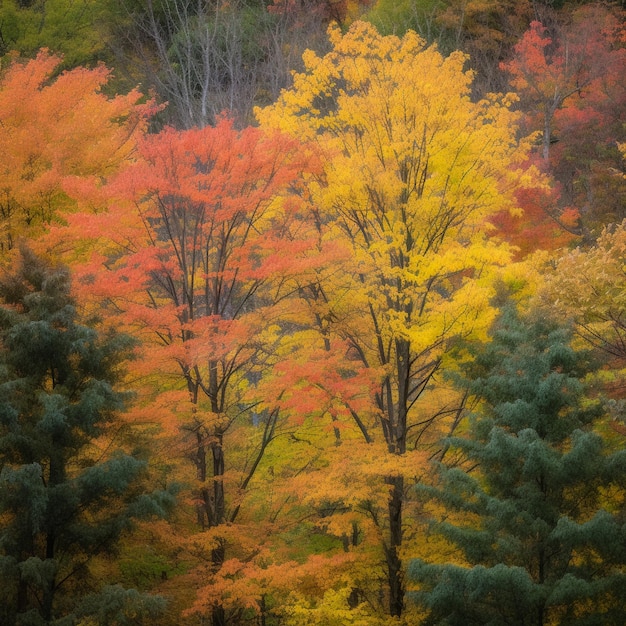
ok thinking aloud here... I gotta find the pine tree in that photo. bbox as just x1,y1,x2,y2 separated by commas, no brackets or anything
409,306,626,626
0,248,174,626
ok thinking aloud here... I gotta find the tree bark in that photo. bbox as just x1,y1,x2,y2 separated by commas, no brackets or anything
386,474,405,617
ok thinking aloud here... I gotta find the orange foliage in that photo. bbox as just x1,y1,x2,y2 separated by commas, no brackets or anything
0,50,154,255
491,159,578,257
50,115,328,623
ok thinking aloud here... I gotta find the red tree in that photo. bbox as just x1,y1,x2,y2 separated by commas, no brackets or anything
51,118,319,625
502,5,626,232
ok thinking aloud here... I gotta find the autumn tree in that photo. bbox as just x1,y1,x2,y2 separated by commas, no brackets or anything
435,0,533,92
542,221,626,365
410,305,626,625
51,117,316,625
257,21,530,619
502,19,585,163
489,171,581,257
0,247,174,625
501,5,626,231
365,0,535,95
540,217,626,439
0,50,153,257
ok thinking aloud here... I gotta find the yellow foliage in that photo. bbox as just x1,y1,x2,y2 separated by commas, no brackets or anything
258,22,524,363
255,21,533,619
542,221,626,373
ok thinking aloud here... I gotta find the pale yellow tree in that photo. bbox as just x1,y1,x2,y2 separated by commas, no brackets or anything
543,219,626,365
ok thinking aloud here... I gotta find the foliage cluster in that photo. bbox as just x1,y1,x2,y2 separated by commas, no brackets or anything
0,1,624,625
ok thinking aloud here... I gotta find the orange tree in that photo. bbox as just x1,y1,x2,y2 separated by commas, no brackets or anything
257,21,532,620
49,117,318,625
0,50,153,256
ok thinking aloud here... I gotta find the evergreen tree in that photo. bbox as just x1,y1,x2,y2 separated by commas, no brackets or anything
0,248,174,626
409,306,626,626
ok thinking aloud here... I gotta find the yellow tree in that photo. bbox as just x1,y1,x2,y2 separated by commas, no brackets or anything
257,21,529,619
542,218,626,380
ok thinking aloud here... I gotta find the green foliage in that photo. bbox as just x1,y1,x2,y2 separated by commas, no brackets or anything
409,306,626,625
0,0,121,68
118,545,188,589
73,584,167,626
365,0,446,40
0,247,175,625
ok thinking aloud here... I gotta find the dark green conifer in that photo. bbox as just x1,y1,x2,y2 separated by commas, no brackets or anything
409,306,626,626
0,248,174,625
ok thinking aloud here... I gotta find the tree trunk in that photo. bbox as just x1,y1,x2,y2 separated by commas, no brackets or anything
210,435,225,526
386,474,405,618
195,429,209,528
542,112,552,162
17,579,28,616
212,603,226,626
385,338,410,616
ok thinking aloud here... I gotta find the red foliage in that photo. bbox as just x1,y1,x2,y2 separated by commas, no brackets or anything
502,5,626,227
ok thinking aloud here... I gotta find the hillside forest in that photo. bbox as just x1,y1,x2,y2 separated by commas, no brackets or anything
0,1,625,624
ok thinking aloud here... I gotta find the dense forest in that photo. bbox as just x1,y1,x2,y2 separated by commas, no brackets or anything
0,1,625,624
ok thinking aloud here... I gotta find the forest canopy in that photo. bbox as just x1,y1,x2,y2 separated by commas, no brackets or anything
0,1,625,624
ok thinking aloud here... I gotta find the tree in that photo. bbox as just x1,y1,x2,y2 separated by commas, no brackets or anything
0,0,119,67
410,306,626,625
51,117,317,625
364,0,449,43
0,50,153,256
0,247,174,625
542,220,626,365
112,0,331,128
257,21,530,619
501,8,625,158
433,0,533,93
366,0,536,96
540,218,626,440
501,6,626,232
490,169,579,257
548,6,626,228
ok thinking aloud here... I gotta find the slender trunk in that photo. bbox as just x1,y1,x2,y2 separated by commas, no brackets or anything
384,338,410,617
542,112,551,162
17,579,28,616
209,542,225,626
203,352,228,625
542,100,561,163
395,338,410,456
212,603,226,626
259,594,267,626
210,429,226,625
42,582,55,623
42,528,57,620
211,435,225,525
195,429,209,527
42,452,63,621
386,475,405,618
